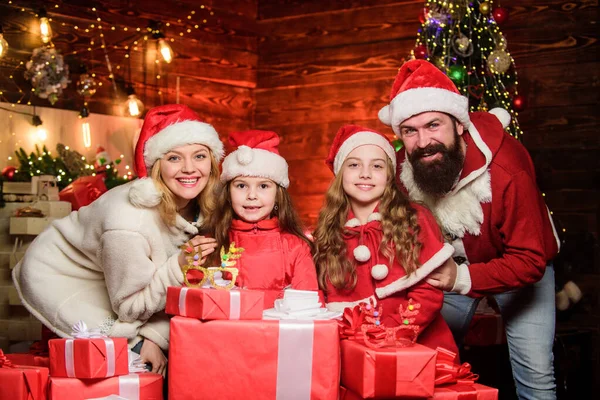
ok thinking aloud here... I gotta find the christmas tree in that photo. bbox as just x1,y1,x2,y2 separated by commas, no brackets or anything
412,0,524,137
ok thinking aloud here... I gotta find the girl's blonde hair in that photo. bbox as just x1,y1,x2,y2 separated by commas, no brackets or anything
207,179,313,266
314,159,422,291
150,151,221,228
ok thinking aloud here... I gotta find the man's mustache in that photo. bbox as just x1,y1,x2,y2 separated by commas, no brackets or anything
410,144,448,161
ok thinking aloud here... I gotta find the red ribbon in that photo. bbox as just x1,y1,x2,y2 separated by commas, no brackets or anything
338,304,415,349
0,349,14,368
435,347,479,386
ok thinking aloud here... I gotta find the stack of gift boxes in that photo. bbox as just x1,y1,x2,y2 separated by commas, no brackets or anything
0,324,163,400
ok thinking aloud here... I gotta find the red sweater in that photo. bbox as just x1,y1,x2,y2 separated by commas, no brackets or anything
228,218,318,307
325,206,458,354
397,112,559,296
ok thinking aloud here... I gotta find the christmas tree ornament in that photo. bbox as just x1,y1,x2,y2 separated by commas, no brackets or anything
487,49,512,74
452,33,474,57
492,31,508,50
492,7,509,25
479,1,491,15
1,166,16,181
76,73,98,98
513,94,526,111
94,146,112,171
414,44,428,59
392,139,404,152
448,64,467,84
24,47,70,105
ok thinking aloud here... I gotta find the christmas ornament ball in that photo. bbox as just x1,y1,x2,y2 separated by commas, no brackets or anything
487,49,511,74
513,94,526,111
414,44,428,59
492,7,509,24
1,166,16,180
479,1,491,15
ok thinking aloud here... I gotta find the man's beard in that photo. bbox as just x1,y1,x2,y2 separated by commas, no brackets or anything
407,128,465,198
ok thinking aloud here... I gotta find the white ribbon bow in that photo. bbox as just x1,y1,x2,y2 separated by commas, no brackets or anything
71,320,105,338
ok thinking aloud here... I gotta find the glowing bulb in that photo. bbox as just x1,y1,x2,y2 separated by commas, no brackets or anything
0,29,8,59
40,17,52,43
82,121,91,148
36,127,48,141
158,38,173,63
124,93,144,118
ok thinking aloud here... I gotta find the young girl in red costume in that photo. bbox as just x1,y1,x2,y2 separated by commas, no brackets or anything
209,130,318,306
313,125,457,353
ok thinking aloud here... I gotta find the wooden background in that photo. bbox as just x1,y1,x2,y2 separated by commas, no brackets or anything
1,0,599,394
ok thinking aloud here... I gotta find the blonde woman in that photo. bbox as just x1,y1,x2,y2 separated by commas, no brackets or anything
13,104,223,375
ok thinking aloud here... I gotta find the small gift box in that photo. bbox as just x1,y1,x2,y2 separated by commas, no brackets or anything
341,340,436,399
169,316,340,400
58,175,107,211
0,350,49,400
165,286,264,320
432,383,498,399
48,373,163,400
5,353,50,368
49,321,129,379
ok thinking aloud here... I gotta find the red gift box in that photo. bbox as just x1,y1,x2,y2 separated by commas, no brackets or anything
58,175,107,211
166,287,264,320
5,353,50,368
464,313,506,347
48,373,163,400
0,351,49,400
169,316,340,400
340,383,498,400
341,339,436,399
49,337,129,379
432,383,498,399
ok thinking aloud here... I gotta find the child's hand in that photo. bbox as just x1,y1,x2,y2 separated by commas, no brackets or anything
178,235,218,269
139,339,167,376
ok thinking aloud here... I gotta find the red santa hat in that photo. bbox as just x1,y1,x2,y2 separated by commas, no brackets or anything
220,130,289,188
133,104,224,178
325,125,396,175
129,104,224,208
378,59,511,134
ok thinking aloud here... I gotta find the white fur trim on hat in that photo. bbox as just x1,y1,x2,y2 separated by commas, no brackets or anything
488,107,511,129
143,120,224,170
129,178,162,208
353,245,371,262
333,131,396,175
220,147,290,188
371,264,389,280
379,87,471,135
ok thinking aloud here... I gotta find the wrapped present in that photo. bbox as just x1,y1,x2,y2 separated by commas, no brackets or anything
165,287,264,320
432,383,498,399
48,373,163,400
49,321,129,379
59,175,107,211
0,350,49,400
169,316,340,400
263,289,341,320
341,339,436,399
5,353,50,368
464,313,506,347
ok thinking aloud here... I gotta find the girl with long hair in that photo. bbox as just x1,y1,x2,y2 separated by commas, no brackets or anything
208,130,317,307
13,104,223,375
313,124,457,352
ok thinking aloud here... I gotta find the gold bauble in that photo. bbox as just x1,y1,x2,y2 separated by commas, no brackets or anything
480,1,491,15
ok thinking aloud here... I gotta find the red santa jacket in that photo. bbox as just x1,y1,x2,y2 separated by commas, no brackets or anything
397,111,560,297
228,218,318,306
325,205,457,353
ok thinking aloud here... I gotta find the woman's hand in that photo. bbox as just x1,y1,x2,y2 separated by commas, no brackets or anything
139,339,167,376
178,235,218,269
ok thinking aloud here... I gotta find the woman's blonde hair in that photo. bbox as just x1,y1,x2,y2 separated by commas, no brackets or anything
150,151,221,227
313,159,422,291
207,179,313,266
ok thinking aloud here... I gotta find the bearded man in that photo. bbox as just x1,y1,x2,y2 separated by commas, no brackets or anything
378,59,560,400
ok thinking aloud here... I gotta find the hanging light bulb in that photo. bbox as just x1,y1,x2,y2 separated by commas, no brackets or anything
158,38,173,63
38,9,52,44
79,106,92,148
123,86,144,118
0,25,9,59
32,114,47,141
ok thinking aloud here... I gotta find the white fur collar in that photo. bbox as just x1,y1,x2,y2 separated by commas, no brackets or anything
129,178,162,208
345,212,382,227
400,159,492,238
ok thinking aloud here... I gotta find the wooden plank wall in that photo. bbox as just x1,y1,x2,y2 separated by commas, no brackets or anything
0,0,258,136
255,0,599,238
